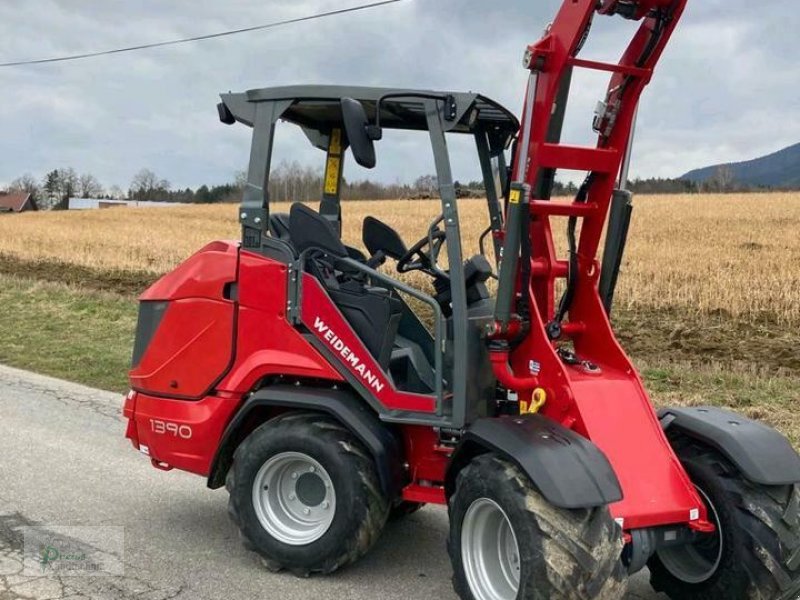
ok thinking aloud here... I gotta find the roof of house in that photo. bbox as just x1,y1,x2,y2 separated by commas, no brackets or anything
0,192,34,212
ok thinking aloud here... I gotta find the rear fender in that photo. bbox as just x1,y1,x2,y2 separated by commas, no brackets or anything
207,386,402,498
446,414,623,509
659,406,800,485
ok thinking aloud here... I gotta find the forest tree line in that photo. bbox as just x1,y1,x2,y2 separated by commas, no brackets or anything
3,162,783,210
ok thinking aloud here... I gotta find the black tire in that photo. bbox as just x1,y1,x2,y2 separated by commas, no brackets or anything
448,453,627,600
388,500,424,521
649,436,800,600
226,412,389,575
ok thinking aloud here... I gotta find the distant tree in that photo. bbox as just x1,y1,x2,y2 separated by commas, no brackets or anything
628,177,699,194
130,168,171,202
78,173,103,198
60,167,79,201
709,165,736,193
195,184,212,203
8,173,40,201
413,174,438,194
234,170,247,190
41,170,62,209
108,185,126,199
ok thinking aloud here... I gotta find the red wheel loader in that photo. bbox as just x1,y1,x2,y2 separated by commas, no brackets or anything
123,1,800,597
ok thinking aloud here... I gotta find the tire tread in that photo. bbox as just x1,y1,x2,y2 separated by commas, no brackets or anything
226,412,388,575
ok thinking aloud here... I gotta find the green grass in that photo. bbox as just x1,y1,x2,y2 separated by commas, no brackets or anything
641,362,800,445
0,275,136,392
0,272,797,444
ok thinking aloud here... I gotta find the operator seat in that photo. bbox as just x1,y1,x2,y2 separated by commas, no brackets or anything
288,203,402,369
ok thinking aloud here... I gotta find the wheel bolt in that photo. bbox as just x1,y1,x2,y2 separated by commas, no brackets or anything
322,501,329,509
289,493,296,501
309,466,316,473
291,472,298,479
303,508,311,515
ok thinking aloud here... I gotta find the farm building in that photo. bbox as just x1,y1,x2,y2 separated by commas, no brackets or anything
0,192,37,213
67,197,182,210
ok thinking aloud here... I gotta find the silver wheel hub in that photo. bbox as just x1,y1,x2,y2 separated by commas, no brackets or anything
461,498,521,600
657,486,723,584
251,451,335,545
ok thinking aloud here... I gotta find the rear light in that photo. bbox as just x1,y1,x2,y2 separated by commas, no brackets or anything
123,390,139,449
122,390,137,418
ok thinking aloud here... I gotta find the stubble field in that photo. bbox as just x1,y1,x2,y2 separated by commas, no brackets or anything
0,193,798,439
1,193,798,321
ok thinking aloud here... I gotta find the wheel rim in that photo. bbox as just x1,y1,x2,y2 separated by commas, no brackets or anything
251,451,336,546
657,486,723,584
461,498,521,600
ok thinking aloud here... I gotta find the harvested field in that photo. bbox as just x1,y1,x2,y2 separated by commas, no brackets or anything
1,193,798,322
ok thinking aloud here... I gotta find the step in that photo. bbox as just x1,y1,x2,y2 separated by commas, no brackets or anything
530,200,599,217
535,143,620,173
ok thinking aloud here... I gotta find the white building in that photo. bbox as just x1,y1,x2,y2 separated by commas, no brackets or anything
67,198,182,210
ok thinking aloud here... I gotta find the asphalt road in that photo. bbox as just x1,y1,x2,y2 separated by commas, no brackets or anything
0,364,665,599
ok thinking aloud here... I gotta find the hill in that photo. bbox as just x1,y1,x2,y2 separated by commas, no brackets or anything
682,142,800,188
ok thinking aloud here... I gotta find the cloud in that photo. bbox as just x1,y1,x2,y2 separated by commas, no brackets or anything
0,0,797,190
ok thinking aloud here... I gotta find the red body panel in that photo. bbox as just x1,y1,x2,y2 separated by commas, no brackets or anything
127,391,240,476
130,299,235,398
216,251,342,393
131,242,238,398
141,241,239,301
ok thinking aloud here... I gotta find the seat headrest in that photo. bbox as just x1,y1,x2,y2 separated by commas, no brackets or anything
289,203,348,257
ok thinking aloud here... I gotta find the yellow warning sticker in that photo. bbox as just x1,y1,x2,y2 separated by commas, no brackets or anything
329,128,342,155
509,188,521,205
324,156,341,195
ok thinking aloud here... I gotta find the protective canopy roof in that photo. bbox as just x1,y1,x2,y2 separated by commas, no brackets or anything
220,85,519,147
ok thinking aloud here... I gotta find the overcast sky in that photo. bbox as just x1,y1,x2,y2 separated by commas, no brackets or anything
1,0,797,190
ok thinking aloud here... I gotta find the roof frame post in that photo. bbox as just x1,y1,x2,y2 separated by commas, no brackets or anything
425,98,469,428
240,99,292,250
319,127,347,236
474,127,504,262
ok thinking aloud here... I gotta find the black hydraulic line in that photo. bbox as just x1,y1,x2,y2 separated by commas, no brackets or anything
533,67,574,202
494,71,538,332
599,189,633,314
474,129,504,263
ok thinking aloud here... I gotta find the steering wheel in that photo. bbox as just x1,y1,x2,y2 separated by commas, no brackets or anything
397,229,447,278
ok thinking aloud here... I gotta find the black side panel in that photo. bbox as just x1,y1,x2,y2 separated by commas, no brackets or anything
447,415,623,509
208,386,402,497
327,285,402,368
659,406,800,485
131,301,167,368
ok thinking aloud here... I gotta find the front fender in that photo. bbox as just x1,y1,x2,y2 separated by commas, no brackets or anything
446,415,623,509
659,406,800,485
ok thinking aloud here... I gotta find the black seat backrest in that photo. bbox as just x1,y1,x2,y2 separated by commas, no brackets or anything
288,203,401,370
289,203,347,257
268,213,291,241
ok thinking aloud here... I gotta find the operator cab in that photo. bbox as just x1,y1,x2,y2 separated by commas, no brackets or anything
218,85,518,423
